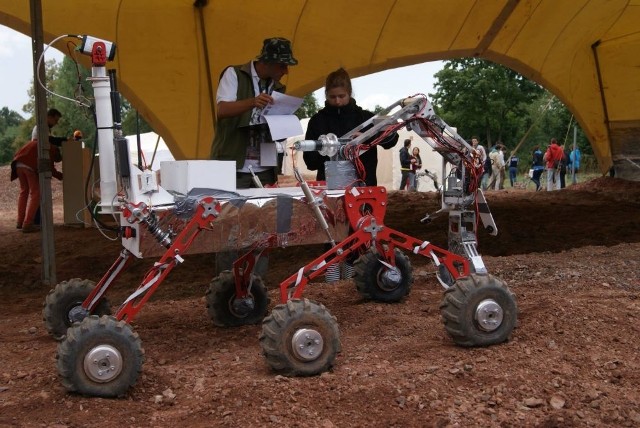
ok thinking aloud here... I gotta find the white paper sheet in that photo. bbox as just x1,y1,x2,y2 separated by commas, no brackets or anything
260,92,304,140
262,92,304,116
263,115,304,141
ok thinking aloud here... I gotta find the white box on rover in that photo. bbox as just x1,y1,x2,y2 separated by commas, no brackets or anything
160,160,237,194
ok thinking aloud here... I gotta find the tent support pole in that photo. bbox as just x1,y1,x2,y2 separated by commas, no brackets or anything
194,0,216,130
30,0,57,286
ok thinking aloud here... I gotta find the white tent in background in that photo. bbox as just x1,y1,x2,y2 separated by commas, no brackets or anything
128,125,445,191
125,132,174,171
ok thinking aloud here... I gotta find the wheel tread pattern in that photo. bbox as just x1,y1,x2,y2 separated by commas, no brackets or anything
42,278,111,340
56,315,144,397
205,271,270,327
353,248,413,302
259,299,341,377
440,274,517,347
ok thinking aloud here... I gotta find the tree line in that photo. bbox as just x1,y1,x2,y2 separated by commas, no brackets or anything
429,58,592,171
1,57,591,172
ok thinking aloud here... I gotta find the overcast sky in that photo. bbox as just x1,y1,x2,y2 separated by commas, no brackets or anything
1,25,443,118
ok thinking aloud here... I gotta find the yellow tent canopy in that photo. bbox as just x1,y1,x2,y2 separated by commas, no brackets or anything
2,0,639,178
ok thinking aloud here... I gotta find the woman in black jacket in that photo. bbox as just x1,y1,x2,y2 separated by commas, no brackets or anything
303,68,398,186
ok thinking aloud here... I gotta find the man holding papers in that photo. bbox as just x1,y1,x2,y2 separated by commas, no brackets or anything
210,37,299,188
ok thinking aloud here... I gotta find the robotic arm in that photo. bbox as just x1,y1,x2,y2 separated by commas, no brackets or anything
294,95,496,236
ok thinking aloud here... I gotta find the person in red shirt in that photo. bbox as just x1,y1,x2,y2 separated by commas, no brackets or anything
10,140,63,233
543,138,564,191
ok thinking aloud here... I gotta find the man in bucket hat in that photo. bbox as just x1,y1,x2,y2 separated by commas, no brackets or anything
210,37,298,188
210,37,298,276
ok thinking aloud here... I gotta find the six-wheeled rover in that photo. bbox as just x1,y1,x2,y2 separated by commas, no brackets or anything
42,35,517,397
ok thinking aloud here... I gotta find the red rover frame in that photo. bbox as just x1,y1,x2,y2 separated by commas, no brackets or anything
42,35,517,398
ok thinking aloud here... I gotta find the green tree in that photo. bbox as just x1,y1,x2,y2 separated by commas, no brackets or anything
54,57,96,145
295,93,319,119
0,107,26,164
121,100,153,136
430,58,543,148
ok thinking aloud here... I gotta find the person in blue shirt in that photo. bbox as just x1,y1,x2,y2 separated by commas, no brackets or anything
531,145,544,191
570,147,582,181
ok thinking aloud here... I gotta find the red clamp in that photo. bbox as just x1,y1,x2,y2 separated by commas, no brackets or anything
92,41,107,66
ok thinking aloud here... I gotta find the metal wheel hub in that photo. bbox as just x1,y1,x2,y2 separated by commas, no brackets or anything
291,328,324,361
378,267,402,291
83,344,123,383
68,304,89,324
231,296,255,318
475,299,503,332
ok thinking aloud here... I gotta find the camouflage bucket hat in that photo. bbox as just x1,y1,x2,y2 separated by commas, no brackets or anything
256,37,298,65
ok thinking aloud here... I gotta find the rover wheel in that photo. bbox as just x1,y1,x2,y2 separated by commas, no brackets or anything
353,248,413,302
43,278,111,340
260,299,341,377
206,270,270,327
56,315,144,397
440,274,517,347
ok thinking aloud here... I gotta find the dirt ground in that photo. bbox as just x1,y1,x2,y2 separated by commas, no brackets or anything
1,164,639,427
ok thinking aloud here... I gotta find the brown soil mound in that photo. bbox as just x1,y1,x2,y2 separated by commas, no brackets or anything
1,165,639,427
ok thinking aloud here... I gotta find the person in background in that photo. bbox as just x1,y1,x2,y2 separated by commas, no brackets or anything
543,138,564,191
471,137,487,163
409,146,422,191
498,145,508,189
32,108,67,147
210,37,298,188
559,147,571,189
570,146,581,182
471,137,489,190
10,138,63,233
482,152,492,191
531,145,544,191
398,138,414,190
303,67,398,186
488,144,505,190
30,108,69,226
508,151,519,187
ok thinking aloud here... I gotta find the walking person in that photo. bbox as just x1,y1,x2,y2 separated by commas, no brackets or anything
488,144,505,190
559,148,571,189
531,145,544,191
499,145,507,189
471,137,490,190
543,138,564,191
399,139,414,190
409,147,422,191
570,146,582,182
508,151,519,187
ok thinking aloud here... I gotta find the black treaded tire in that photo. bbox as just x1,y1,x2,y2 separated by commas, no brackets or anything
43,278,111,340
353,248,413,302
440,274,517,347
56,315,144,398
259,299,341,377
206,270,270,327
